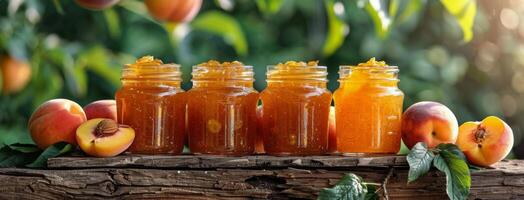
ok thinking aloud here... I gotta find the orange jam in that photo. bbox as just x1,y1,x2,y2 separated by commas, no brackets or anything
334,58,404,153
116,56,186,154
187,60,258,155
260,61,332,155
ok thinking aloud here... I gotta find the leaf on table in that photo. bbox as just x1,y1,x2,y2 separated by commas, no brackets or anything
407,142,435,182
433,145,471,200
318,173,369,200
8,143,40,153
0,144,40,167
322,0,348,57
26,142,73,168
191,11,248,56
436,143,467,160
440,0,476,42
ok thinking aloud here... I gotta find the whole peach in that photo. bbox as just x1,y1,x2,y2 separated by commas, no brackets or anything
401,101,458,149
75,0,119,10
84,100,117,120
457,116,513,167
1,56,31,94
28,99,87,149
145,0,202,23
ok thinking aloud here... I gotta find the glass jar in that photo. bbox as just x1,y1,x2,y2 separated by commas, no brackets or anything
115,56,186,154
334,58,404,153
260,61,332,155
187,60,258,155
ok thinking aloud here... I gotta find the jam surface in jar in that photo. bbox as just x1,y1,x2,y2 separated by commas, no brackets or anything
334,58,404,153
187,61,258,155
261,61,332,155
116,56,186,154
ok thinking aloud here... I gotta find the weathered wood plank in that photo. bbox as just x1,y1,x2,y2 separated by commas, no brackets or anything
47,154,408,169
0,160,523,199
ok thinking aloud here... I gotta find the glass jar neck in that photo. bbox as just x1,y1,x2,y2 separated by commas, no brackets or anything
120,60,182,88
266,65,328,84
267,81,327,88
121,79,181,88
191,63,254,88
192,80,253,88
338,65,399,83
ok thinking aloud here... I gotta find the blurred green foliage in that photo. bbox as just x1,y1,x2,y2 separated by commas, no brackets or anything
1,0,522,158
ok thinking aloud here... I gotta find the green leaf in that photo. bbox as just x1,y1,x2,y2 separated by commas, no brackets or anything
104,8,121,39
118,0,160,25
433,145,471,200
364,184,379,200
436,143,467,160
8,143,40,153
0,145,40,167
407,142,435,182
191,11,248,56
397,0,422,23
61,52,87,97
52,0,64,15
79,46,121,87
322,0,347,57
26,142,73,168
318,173,368,200
256,0,285,15
365,0,391,39
440,0,476,42
32,66,63,108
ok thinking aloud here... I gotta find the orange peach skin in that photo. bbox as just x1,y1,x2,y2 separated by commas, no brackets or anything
28,99,86,149
145,0,202,23
84,100,117,120
401,101,458,149
1,56,31,94
457,116,513,167
76,118,135,157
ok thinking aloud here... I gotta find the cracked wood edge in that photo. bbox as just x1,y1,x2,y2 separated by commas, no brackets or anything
47,155,408,169
0,160,523,199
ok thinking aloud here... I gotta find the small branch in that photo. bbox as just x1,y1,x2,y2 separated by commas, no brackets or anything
382,167,394,200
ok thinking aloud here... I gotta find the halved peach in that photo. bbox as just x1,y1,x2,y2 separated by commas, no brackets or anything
457,116,514,167
76,118,135,157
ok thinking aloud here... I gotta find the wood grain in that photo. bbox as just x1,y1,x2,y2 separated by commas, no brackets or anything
0,156,521,199
47,154,408,169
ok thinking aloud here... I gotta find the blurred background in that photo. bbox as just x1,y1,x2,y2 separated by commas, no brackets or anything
0,0,522,158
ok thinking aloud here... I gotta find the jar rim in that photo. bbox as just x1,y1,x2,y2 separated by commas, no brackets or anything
266,65,328,82
191,64,254,82
338,65,399,81
339,65,399,71
122,63,182,81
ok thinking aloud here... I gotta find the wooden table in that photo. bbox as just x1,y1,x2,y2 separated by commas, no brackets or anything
0,155,522,199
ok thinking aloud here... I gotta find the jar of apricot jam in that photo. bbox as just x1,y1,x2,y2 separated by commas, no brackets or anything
116,56,186,154
187,61,258,155
334,58,404,153
260,61,332,155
